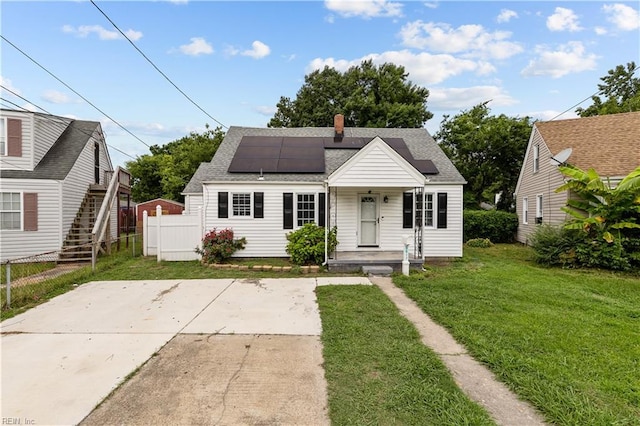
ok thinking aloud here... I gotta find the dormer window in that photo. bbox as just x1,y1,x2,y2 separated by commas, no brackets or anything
533,145,540,173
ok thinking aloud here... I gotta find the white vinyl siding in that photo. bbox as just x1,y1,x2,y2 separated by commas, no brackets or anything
515,127,569,244
33,114,72,167
184,194,203,215
0,180,61,262
202,182,324,257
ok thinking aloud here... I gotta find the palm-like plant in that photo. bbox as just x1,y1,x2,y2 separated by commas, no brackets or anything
555,165,640,242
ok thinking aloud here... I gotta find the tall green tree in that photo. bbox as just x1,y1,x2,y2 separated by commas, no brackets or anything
126,125,225,202
268,60,432,128
435,103,533,211
576,61,640,117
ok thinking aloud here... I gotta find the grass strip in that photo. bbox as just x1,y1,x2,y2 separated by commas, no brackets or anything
317,285,495,425
395,244,640,426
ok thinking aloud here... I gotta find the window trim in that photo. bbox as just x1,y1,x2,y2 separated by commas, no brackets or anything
536,194,543,224
0,117,7,156
522,196,529,225
231,192,252,217
296,193,316,227
424,192,434,228
533,145,540,173
1,191,23,231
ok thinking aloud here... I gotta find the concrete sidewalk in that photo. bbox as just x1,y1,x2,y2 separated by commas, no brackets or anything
370,276,547,426
1,276,371,425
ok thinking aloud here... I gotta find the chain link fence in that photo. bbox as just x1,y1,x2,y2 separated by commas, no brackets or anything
1,234,142,312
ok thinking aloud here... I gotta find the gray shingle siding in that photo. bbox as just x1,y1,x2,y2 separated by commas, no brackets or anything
182,126,465,195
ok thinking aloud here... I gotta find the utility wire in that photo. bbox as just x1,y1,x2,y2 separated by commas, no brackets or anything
90,0,228,130
549,63,640,121
1,91,137,160
1,35,151,148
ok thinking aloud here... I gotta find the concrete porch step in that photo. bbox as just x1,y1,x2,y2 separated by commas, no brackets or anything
362,265,394,276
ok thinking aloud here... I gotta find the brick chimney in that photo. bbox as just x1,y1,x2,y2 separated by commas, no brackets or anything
334,113,344,141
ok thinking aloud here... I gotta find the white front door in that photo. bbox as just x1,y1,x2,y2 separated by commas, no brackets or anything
359,194,378,246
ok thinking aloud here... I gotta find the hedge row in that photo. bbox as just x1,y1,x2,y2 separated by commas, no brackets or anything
464,210,519,243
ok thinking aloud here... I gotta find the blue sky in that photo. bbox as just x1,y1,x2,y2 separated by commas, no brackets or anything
2,1,638,168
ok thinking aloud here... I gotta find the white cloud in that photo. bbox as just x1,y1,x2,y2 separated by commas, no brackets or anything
254,105,277,116
179,37,214,56
546,7,583,32
497,9,518,23
521,41,598,78
595,26,608,35
62,24,143,41
423,2,438,9
428,86,517,110
0,76,21,96
324,0,403,19
241,41,271,59
308,50,495,86
602,3,640,31
399,21,523,60
527,110,578,122
41,90,76,104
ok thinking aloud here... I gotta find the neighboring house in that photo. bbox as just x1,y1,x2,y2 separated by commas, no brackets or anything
515,111,640,244
135,198,184,232
183,114,466,262
0,108,130,262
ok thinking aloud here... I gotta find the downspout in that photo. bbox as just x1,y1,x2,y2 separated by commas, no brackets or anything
323,180,329,266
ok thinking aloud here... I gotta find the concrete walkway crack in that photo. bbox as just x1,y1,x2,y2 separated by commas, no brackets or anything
369,276,548,426
215,335,254,425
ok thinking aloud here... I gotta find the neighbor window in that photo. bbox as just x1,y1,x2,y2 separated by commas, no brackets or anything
232,193,251,216
522,197,528,224
296,193,315,226
536,194,543,224
533,145,540,173
1,192,21,230
0,118,6,156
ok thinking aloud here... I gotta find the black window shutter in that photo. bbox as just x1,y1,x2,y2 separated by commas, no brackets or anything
254,192,264,218
402,192,413,229
318,192,326,227
283,193,293,229
437,192,447,229
218,192,228,218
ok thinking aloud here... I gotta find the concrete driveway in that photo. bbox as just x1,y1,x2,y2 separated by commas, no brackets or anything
1,276,371,425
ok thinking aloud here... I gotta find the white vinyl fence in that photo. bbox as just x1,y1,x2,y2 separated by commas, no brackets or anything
143,205,203,261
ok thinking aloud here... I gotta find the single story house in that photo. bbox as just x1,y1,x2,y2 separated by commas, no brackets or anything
0,108,129,262
182,114,466,264
514,111,640,244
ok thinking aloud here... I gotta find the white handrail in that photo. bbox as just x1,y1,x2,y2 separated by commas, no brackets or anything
91,166,127,245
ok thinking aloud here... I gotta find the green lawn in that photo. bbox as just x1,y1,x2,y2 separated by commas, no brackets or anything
317,285,495,425
395,244,640,426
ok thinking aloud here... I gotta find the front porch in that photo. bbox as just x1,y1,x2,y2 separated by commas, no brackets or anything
327,251,424,273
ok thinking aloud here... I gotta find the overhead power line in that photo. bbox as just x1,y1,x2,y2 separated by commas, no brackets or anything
0,90,137,160
1,35,151,148
549,63,640,122
90,0,228,130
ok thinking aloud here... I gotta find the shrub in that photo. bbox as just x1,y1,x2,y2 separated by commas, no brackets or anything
195,228,246,264
529,225,585,268
575,239,631,271
286,223,338,265
464,210,518,243
466,238,493,248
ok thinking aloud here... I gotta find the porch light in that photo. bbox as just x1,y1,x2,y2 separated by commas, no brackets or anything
383,196,389,203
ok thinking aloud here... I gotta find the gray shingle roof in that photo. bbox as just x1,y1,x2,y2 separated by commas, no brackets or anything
0,120,100,180
183,126,465,194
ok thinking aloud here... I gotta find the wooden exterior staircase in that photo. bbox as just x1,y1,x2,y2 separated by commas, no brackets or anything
59,167,131,263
